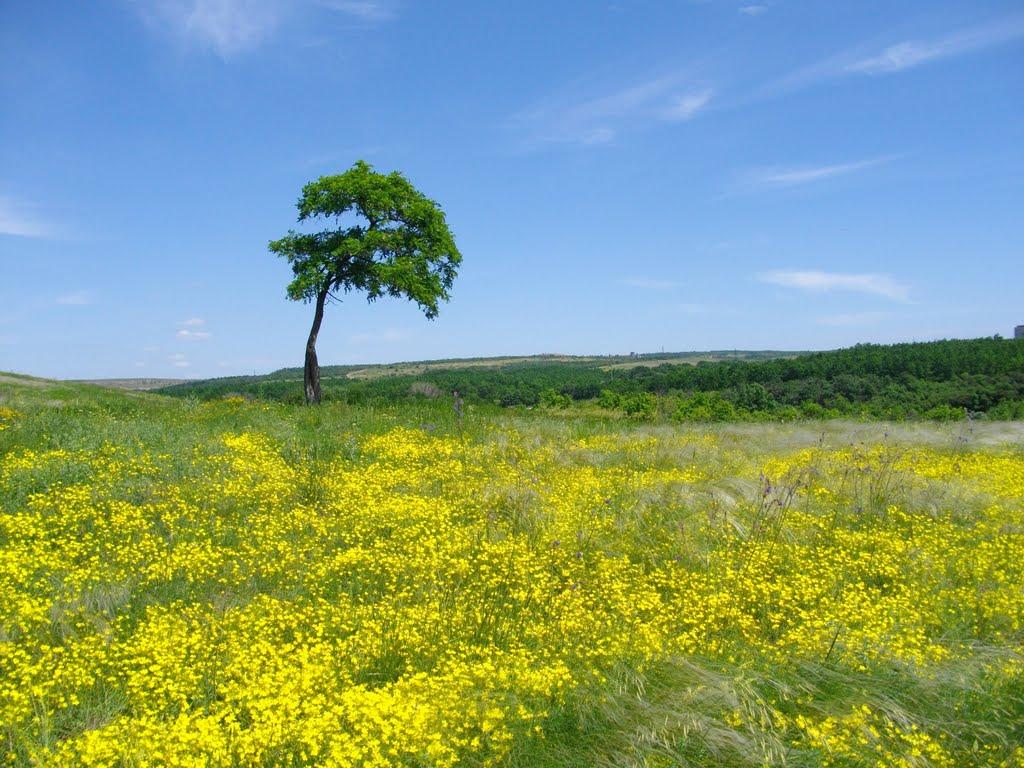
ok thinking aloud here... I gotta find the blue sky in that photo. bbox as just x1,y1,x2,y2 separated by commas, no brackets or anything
1,1,1022,379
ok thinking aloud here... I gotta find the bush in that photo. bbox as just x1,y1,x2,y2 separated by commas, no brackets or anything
799,401,842,419
922,404,966,422
622,392,657,419
597,390,622,410
773,405,803,422
733,382,775,411
539,389,572,409
674,392,737,422
985,400,1024,420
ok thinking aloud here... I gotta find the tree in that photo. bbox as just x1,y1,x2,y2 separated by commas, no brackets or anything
269,161,461,404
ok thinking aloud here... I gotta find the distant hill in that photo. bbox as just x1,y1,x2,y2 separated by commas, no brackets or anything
70,378,192,391
157,338,1024,421
158,350,794,395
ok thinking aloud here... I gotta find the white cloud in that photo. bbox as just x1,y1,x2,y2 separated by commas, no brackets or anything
739,5,768,16
511,73,713,148
761,14,1024,98
56,291,92,306
176,318,210,340
661,89,713,122
177,329,212,340
758,270,910,302
743,157,888,188
139,0,394,56
0,196,52,238
168,353,190,368
847,16,1024,75
847,41,947,75
315,0,393,22
624,277,680,290
142,0,284,56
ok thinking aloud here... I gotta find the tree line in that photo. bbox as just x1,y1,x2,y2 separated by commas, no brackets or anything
161,337,1024,421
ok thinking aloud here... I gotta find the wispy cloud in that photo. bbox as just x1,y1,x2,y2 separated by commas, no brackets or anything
168,352,190,368
624,277,680,290
176,317,211,339
177,329,212,340
847,16,1024,75
140,0,284,56
56,291,93,306
739,4,768,17
767,14,1024,94
138,0,394,57
315,0,393,22
741,157,890,188
0,196,53,238
511,73,713,148
758,270,910,302
848,42,951,76
661,89,713,122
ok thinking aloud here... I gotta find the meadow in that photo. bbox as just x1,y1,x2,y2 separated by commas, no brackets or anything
1,374,1023,766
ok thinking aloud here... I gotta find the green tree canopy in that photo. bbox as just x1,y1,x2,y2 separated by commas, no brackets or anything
269,161,461,403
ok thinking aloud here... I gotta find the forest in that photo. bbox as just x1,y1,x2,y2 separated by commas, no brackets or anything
161,336,1024,421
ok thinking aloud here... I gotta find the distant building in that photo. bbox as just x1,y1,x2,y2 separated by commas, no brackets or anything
1016,325,1024,340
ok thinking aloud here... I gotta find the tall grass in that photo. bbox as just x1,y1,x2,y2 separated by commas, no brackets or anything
1,377,1022,766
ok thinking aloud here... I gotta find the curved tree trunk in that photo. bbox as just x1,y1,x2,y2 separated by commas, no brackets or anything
304,288,328,405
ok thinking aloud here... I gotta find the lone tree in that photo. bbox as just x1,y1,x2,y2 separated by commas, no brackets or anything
269,161,461,404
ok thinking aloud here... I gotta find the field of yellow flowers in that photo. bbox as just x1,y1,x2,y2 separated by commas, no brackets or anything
1,375,1023,767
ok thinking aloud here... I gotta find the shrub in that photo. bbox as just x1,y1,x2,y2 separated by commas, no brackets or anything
922,404,967,422
539,389,572,409
674,392,737,422
622,392,657,419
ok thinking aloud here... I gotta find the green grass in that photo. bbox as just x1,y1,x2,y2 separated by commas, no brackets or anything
1,374,1023,766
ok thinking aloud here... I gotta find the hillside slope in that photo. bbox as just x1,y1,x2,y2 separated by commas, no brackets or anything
158,337,1024,420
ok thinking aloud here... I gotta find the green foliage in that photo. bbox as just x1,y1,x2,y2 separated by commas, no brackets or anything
596,389,622,410
732,382,775,411
674,392,738,422
799,401,842,419
621,392,657,419
922,404,967,422
269,160,461,317
986,400,1024,419
161,338,1024,422
539,388,572,409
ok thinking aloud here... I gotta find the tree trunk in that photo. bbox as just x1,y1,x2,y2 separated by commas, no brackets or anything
304,288,328,405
